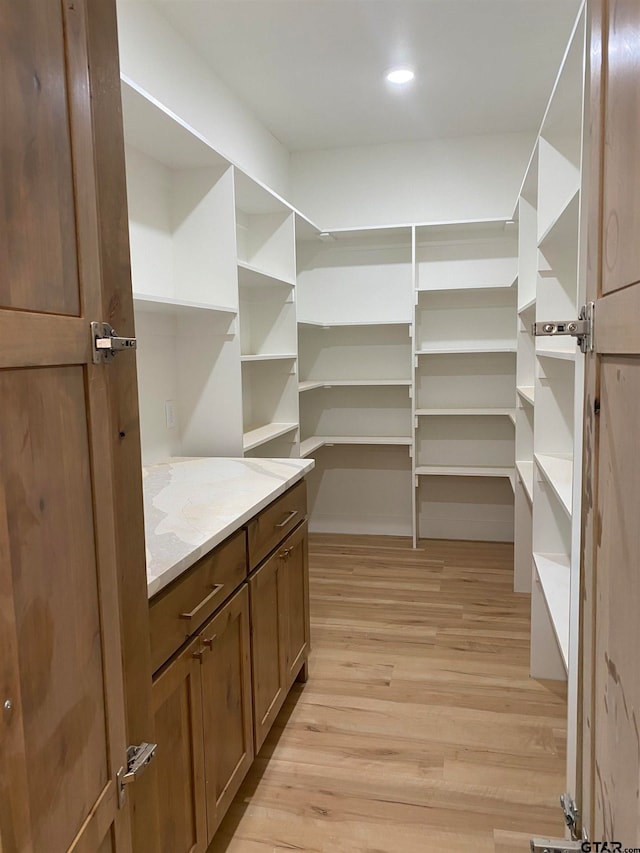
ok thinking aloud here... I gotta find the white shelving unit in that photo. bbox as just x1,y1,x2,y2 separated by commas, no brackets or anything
414,222,518,544
121,79,244,463
235,171,301,457
512,0,587,800
296,227,414,536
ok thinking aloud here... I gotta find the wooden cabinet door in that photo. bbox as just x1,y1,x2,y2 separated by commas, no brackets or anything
578,0,640,842
199,586,254,843
249,550,287,753
0,1,157,851
280,522,311,690
152,640,206,853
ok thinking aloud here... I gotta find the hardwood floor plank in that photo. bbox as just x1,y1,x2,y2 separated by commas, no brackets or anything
208,535,566,853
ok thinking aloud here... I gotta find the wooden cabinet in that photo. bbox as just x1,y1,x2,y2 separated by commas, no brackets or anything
150,481,310,847
198,586,254,842
152,638,207,853
250,521,310,753
281,521,310,689
247,479,307,569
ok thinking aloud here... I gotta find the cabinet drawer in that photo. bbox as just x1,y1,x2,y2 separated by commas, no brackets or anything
247,480,306,570
149,530,247,673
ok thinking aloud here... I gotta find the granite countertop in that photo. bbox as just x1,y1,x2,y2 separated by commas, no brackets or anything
143,457,314,598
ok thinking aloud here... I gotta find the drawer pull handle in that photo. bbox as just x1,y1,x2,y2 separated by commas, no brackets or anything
275,509,298,529
202,635,217,649
180,584,224,623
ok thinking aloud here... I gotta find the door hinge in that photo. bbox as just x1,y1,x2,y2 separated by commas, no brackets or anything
561,792,580,838
533,302,594,354
91,321,137,365
530,839,583,853
117,741,157,808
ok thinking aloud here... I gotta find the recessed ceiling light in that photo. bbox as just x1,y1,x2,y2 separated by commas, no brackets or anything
386,67,415,85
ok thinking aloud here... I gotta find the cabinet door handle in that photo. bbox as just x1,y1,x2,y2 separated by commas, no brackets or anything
192,646,207,661
275,509,298,529
180,584,224,627
279,547,292,560
202,634,217,649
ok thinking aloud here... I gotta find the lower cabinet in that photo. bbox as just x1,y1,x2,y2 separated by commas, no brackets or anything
152,637,207,853
150,488,310,850
199,585,254,843
250,522,310,753
152,587,253,853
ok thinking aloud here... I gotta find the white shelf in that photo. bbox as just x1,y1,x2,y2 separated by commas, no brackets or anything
536,347,576,362
299,380,326,393
241,353,296,363
534,552,570,669
300,435,412,458
416,344,517,356
415,465,514,479
535,453,573,518
243,422,298,452
517,386,535,406
298,320,410,328
516,460,534,503
300,379,411,390
415,407,515,418
237,261,294,289
518,296,536,315
133,294,237,317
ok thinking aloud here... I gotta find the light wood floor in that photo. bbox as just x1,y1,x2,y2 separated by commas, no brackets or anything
210,535,567,853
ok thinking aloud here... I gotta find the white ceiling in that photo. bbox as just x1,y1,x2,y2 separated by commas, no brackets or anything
142,0,581,152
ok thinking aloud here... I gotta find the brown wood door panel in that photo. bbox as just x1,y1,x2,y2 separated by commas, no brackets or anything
249,553,287,753
0,0,80,315
592,359,640,838
282,522,310,690
601,0,640,295
580,0,640,843
152,639,206,853
0,0,156,850
0,367,110,851
199,586,254,842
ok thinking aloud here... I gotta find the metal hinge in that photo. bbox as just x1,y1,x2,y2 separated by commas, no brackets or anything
561,792,580,838
533,302,594,354
91,321,137,365
117,742,157,807
530,839,583,853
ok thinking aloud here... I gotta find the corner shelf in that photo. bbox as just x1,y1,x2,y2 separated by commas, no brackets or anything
243,422,298,452
416,344,517,356
415,465,514,479
535,453,573,518
298,320,410,328
300,378,411,391
518,296,536,315
534,552,570,669
415,407,515,418
241,353,296,363
300,435,412,458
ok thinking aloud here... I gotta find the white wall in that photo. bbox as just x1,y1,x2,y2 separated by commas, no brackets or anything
116,2,291,197
290,133,535,229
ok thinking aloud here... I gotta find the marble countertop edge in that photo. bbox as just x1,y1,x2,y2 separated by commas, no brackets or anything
144,457,314,599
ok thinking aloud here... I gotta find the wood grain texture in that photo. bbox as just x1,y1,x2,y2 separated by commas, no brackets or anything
601,0,640,295
83,0,161,847
149,530,247,674
201,586,254,843
0,0,80,315
208,535,567,852
579,0,604,834
247,481,307,570
153,638,207,853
